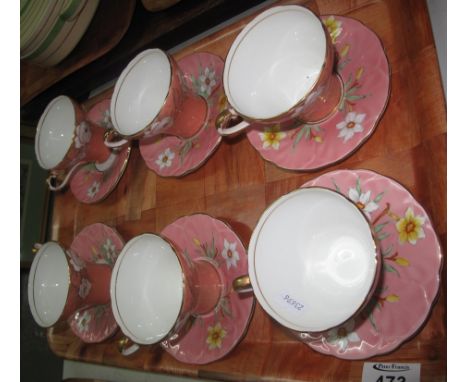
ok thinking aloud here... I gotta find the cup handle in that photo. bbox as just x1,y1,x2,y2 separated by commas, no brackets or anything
46,160,86,191
117,337,140,357
104,129,129,149
94,151,118,173
216,109,250,136
232,275,253,293
32,243,42,254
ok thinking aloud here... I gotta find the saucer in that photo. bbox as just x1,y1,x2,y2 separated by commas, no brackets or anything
246,16,390,171
160,214,254,364
139,52,224,177
299,169,442,359
67,223,125,343
70,99,131,204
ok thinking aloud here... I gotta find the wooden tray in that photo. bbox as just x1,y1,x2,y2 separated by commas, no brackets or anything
47,0,447,380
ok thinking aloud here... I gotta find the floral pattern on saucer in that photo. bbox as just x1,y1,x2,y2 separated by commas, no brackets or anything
298,169,443,359
70,98,131,203
139,53,224,177
246,16,390,171
67,223,125,343
160,214,254,364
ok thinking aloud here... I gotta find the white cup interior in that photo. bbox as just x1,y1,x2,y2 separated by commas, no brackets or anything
28,242,70,327
35,95,76,169
111,49,171,137
249,188,377,332
224,5,326,120
110,234,184,345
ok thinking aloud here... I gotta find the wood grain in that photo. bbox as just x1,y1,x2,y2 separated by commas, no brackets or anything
47,0,447,381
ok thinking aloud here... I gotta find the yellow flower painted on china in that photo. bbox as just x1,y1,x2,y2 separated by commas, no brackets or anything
339,44,349,59
396,207,426,245
324,16,343,44
395,257,410,267
385,294,400,303
259,125,287,150
206,322,227,350
355,66,364,80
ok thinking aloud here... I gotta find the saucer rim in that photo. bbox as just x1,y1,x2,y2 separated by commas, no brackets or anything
67,223,125,343
246,14,391,172
70,145,131,204
299,168,444,360
160,213,255,365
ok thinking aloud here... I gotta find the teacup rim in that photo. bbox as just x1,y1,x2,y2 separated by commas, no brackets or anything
223,4,329,122
110,48,173,139
28,241,70,328
34,95,78,170
248,186,380,333
110,232,185,345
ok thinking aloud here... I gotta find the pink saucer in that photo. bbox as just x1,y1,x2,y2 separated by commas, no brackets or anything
160,214,254,364
298,169,442,359
246,16,390,171
139,53,224,177
69,99,131,204
67,223,125,343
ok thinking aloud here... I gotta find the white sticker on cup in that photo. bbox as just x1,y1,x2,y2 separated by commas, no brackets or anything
362,362,421,382
279,292,305,314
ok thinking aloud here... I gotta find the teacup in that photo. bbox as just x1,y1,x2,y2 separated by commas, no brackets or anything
110,233,224,352
234,187,380,333
106,49,208,147
35,95,114,191
216,5,342,136
28,242,112,328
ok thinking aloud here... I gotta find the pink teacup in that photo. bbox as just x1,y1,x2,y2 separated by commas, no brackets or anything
110,233,224,354
28,242,112,328
216,5,342,136
106,49,208,147
35,95,115,191
234,187,381,334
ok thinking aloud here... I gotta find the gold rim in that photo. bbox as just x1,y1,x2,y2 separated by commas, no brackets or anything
224,6,331,123
79,146,132,204
250,186,380,333
30,241,72,327
112,232,186,345
111,50,174,140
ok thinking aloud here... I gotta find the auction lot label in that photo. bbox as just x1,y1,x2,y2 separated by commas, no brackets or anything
362,363,421,382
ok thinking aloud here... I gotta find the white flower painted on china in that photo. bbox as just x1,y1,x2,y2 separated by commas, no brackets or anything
87,181,101,198
336,112,366,142
76,310,92,332
221,239,240,269
198,67,217,96
101,109,113,129
348,188,379,217
74,121,92,149
78,278,92,299
102,238,116,261
326,318,361,351
156,148,175,169
67,250,85,272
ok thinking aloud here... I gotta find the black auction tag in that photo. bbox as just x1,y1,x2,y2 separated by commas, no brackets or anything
362,362,421,382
